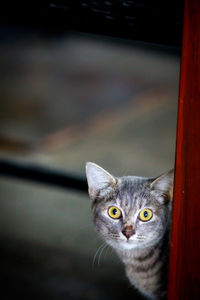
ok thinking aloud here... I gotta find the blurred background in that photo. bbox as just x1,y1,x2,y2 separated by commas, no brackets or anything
0,26,180,299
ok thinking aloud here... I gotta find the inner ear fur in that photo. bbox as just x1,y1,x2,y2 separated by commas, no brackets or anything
150,169,174,201
85,162,116,199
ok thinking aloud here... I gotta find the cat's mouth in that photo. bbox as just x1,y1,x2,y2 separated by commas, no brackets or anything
119,234,146,247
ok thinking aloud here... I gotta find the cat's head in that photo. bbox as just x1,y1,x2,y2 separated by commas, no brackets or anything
86,162,174,251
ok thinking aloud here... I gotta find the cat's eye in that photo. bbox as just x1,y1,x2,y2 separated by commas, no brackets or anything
139,208,153,222
108,206,122,219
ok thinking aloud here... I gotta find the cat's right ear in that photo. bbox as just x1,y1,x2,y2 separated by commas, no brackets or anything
85,162,116,199
150,169,174,202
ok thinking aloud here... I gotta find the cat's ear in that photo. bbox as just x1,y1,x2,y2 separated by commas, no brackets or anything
86,162,116,199
150,169,174,202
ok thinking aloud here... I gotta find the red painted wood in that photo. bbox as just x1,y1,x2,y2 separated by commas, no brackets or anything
167,0,200,299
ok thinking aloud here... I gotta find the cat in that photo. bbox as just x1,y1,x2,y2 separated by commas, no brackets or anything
85,162,174,300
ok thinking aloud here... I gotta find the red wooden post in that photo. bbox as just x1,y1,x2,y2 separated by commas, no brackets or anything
167,0,200,299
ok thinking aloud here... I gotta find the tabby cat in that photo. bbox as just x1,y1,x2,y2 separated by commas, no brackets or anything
85,162,174,300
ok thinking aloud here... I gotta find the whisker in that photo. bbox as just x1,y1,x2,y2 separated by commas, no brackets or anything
92,242,106,268
98,243,109,265
104,243,111,256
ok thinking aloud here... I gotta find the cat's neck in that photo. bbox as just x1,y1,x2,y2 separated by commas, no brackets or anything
116,242,160,261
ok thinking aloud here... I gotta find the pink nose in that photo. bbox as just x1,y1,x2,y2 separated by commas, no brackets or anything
122,225,135,239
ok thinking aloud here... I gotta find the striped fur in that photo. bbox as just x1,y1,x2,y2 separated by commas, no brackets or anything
86,163,174,300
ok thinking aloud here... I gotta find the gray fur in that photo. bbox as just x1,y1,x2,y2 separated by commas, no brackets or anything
86,162,174,300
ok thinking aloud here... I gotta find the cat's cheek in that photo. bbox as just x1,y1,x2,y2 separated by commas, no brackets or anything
106,239,126,251
93,216,113,237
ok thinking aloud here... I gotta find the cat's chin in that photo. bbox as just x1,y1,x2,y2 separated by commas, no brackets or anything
119,240,142,250
108,239,143,251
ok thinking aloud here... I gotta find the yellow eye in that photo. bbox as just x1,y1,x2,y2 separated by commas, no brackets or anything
139,209,153,222
108,206,122,219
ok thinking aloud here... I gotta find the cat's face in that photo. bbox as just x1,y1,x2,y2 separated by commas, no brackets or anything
86,163,173,251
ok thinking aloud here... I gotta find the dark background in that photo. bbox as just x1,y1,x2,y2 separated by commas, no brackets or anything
0,1,182,299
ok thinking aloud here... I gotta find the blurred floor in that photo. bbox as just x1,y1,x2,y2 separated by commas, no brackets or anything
0,29,180,299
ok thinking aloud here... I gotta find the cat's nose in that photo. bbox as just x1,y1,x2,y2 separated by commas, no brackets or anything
122,225,135,239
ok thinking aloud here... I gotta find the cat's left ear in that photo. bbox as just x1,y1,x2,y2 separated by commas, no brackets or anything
150,169,174,202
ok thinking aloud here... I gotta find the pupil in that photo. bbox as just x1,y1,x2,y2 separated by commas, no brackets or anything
144,211,148,218
113,208,117,215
